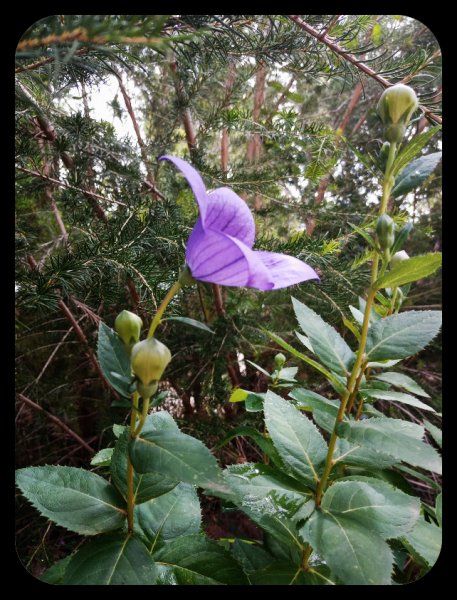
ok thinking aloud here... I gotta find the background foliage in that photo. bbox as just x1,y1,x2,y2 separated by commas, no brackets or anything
15,14,441,580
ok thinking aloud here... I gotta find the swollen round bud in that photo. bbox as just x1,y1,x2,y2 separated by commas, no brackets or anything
376,214,395,252
114,310,143,347
377,84,419,143
390,250,410,267
131,337,171,395
274,353,286,369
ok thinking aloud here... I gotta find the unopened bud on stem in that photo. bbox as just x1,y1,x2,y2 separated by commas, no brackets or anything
115,310,143,348
131,337,171,398
377,84,419,143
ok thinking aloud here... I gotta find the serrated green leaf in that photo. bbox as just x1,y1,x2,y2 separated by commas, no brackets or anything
113,423,127,438
321,477,420,539
162,315,214,333
154,534,248,584
362,389,435,412
423,419,442,448
372,372,430,397
337,418,441,474
90,447,114,467
40,555,72,584
63,533,157,584
290,388,339,418
294,331,314,353
302,510,393,585
375,254,442,289
365,311,442,361
292,297,355,375
367,358,401,368
231,540,273,577
277,366,298,381
401,517,442,568
111,429,178,505
222,463,313,517
392,152,441,197
15,466,126,535
129,428,222,490
264,391,328,486
135,483,201,552
97,322,132,397
334,438,400,469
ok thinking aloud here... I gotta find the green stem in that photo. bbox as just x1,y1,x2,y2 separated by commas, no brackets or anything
127,391,139,533
133,396,151,438
147,281,182,338
314,142,398,506
302,544,313,571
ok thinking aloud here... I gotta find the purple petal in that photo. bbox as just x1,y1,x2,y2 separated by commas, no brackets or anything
159,155,208,221
205,188,255,248
186,227,274,290
255,251,320,289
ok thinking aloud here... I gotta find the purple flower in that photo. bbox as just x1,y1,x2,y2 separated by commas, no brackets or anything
159,155,319,290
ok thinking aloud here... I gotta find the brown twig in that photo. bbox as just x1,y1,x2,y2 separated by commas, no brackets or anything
114,70,161,200
17,393,94,454
288,15,442,125
16,27,163,51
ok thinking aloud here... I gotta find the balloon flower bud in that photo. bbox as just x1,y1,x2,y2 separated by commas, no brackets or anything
274,353,286,369
131,337,171,398
376,214,395,252
377,84,419,143
114,310,143,348
390,250,410,268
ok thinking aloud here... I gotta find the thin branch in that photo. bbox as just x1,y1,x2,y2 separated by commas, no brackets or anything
15,48,89,74
288,15,442,125
17,393,94,454
16,27,163,50
114,70,161,200
16,166,128,207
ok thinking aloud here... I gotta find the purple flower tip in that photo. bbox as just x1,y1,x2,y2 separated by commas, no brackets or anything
160,155,320,290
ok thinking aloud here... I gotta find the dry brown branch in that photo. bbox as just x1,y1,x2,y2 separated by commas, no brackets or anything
17,393,94,454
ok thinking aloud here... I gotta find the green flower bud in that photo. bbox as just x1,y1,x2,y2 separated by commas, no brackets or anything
114,310,143,347
394,287,404,311
274,353,286,369
390,250,410,268
379,141,391,171
376,214,395,252
377,84,419,143
131,337,171,397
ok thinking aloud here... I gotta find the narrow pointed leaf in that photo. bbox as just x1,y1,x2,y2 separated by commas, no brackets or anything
162,315,214,333
292,297,355,375
401,517,442,568
375,253,442,289
362,389,435,412
392,152,442,197
372,372,430,397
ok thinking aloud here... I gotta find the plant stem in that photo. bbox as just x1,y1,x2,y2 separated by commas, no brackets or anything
127,391,139,533
355,397,365,420
133,396,151,437
314,142,398,506
302,544,313,571
147,281,182,338
346,359,366,413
